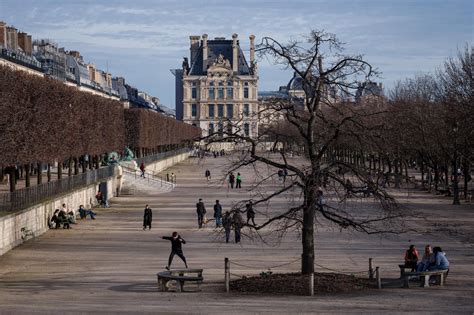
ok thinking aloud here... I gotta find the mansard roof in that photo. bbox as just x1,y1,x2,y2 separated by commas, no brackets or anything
189,39,252,76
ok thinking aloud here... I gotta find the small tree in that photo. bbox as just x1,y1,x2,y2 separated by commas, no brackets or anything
204,30,407,274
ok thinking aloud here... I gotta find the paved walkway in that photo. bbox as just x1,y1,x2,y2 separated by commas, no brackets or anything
0,156,473,314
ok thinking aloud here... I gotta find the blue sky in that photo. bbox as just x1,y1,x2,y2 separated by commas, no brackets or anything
0,0,472,108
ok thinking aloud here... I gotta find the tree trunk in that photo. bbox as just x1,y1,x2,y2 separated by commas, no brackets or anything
37,162,43,185
301,185,316,274
9,167,16,192
74,157,79,175
47,164,51,182
58,162,62,180
463,158,469,200
68,158,73,177
25,164,30,187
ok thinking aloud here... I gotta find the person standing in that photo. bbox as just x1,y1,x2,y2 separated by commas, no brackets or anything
162,232,188,270
213,200,222,227
228,172,235,189
143,204,152,230
246,202,256,225
196,198,206,228
171,172,176,184
222,211,232,243
140,162,146,178
205,169,211,181
233,211,243,243
236,172,242,189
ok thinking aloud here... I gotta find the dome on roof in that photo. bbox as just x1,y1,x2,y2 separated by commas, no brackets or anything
287,72,303,91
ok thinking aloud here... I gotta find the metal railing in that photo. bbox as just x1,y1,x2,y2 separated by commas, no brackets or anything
0,165,117,213
134,148,190,166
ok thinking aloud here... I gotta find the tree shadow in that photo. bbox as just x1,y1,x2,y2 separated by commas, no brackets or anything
108,282,157,293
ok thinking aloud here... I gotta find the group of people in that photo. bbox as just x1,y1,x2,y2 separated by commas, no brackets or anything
404,244,450,272
228,172,242,189
50,203,97,229
166,172,176,183
95,191,108,208
195,198,256,243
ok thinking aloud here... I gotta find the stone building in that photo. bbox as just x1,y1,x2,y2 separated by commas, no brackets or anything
176,34,259,138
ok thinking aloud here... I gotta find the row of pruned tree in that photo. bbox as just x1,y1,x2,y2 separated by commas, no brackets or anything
377,46,472,204
0,66,201,191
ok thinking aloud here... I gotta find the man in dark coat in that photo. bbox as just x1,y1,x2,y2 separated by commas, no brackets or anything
162,232,188,270
196,198,206,228
228,172,235,189
233,211,243,243
222,211,232,243
213,200,222,227
143,204,152,230
246,202,256,225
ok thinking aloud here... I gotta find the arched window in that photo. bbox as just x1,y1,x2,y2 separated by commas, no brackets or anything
218,81,224,99
208,81,215,100
243,81,249,99
227,81,233,99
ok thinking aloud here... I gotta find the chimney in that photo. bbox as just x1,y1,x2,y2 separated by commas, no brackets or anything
6,26,18,50
249,34,255,65
189,35,200,65
202,34,208,72
18,32,28,54
0,21,7,48
232,33,238,73
26,35,32,55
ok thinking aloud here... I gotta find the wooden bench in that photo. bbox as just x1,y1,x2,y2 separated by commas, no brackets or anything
401,268,449,288
157,269,203,292
398,264,415,278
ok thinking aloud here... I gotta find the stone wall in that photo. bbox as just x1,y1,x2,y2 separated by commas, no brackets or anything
143,151,191,175
0,175,118,256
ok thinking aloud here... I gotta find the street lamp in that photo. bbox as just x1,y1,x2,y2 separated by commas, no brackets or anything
452,124,460,205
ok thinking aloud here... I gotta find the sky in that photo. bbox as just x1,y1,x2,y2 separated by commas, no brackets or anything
0,0,472,108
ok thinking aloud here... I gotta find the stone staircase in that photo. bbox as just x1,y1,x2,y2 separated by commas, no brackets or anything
121,166,175,195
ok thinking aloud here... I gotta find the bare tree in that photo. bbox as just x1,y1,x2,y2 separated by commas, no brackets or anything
204,30,406,274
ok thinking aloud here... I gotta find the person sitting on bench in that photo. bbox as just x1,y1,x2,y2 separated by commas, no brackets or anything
404,244,419,272
416,245,434,272
428,246,450,271
78,205,96,220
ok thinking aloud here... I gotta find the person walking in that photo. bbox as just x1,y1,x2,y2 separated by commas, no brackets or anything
196,198,206,228
222,211,232,243
228,172,235,189
236,172,242,189
140,162,146,178
246,202,256,225
233,211,243,243
143,204,152,230
205,169,211,181
162,232,188,270
213,200,222,227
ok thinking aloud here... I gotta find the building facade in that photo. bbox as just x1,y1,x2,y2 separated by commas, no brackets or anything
177,34,259,138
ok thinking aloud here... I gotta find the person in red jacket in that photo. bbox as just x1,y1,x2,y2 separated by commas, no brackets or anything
404,244,419,271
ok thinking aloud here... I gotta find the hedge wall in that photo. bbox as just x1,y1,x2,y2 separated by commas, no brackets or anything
125,108,201,149
0,66,124,167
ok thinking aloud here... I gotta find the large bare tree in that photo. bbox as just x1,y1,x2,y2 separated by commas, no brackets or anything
205,30,406,274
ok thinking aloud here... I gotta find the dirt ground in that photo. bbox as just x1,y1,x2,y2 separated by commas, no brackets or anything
0,155,473,314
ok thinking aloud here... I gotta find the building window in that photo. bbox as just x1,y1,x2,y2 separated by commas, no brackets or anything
244,82,249,99
226,104,233,118
217,104,224,118
227,123,233,135
191,104,197,117
244,123,250,136
218,81,224,99
209,123,214,135
191,82,197,99
208,82,215,100
217,123,223,137
208,104,215,118
243,104,249,117
227,81,233,98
